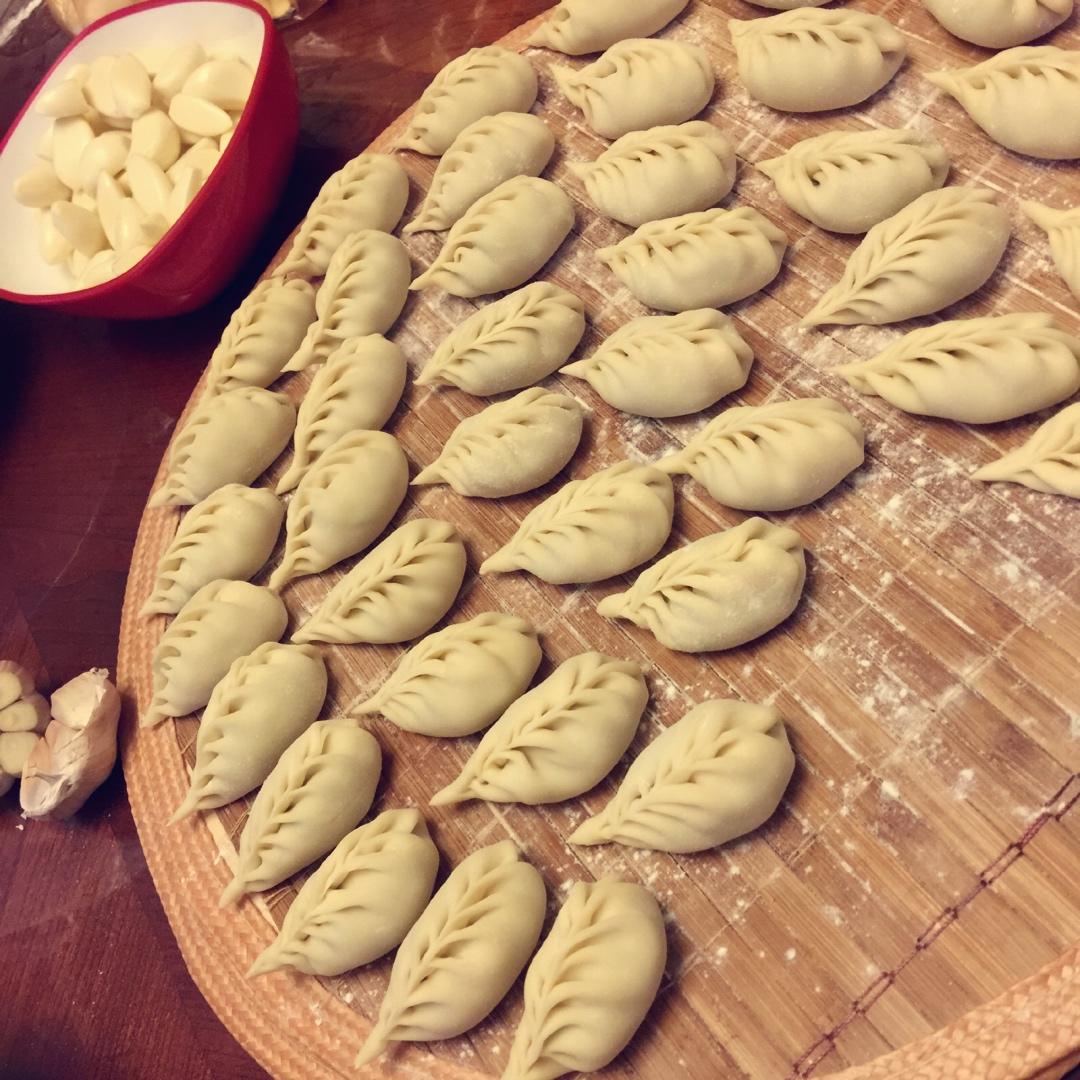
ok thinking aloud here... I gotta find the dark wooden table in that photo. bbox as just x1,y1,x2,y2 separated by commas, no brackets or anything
0,1,545,1075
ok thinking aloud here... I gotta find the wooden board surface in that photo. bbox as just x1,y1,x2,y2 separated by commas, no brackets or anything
117,2,1080,1078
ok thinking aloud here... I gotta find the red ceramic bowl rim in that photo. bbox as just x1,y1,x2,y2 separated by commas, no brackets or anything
0,0,277,307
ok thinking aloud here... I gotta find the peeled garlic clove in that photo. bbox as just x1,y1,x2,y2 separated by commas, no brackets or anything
153,42,206,102
13,162,69,208
52,116,95,190
0,694,49,733
130,108,181,171
52,200,106,257
35,78,88,118
166,138,219,183
111,53,152,119
113,243,151,276
132,44,172,76
0,731,39,777
168,93,232,138
180,58,253,111
72,189,97,212
37,209,72,264
141,212,170,244
165,164,202,223
36,126,54,160
69,248,89,278
84,55,119,117
125,153,172,216
76,130,130,192
0,661,35,711
96,172,125,249
116,197,149,250
218,128,233,154
78,249,118,288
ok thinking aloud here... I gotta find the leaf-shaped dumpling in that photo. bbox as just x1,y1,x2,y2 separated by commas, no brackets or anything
149,387,296,507
657,397,865,510
140,484,283,617
397,46,538,156
802,187,1010,327
248,809,439,978
758,128,950,235
923,0,1072,50
283,230,411,373
411,177,574,298
353,613,542,737
355,840,546,1066
416,282,586,396
405,112,555,234
269,430,409,591
527,0,689,56
569,699,795,852
171,643,327,821
553,39,714,141
412,388,584,498
220,720,382,905
927,47,1080,161
570,121,735,228
730,9,906,113
561,309,752,418
293,519,467,645
973,402,1080,498
432,652,647,806
144,580,288,728
203,278,316,397
835,314,1080,424
1023,201,1080,302
274,153,410,279
480,462,674,585
502,879,666,1080
276,334,407,494
598,207,787,313
597,517,806,653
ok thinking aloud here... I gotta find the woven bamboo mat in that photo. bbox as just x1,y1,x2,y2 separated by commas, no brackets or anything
117,2,1080,1077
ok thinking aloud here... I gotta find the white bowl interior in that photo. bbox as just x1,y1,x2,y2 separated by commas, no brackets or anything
0,1,266,297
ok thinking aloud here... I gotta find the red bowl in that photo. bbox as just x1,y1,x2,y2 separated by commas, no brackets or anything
0,0,298,318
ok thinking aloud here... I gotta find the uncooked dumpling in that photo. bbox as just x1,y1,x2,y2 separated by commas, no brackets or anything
598,207,787,312
973,402,1080,499
405,113,555,234
416,282,586,396
561,309,752,417
354,613,542,738
411,177,574,298
835,314,1080,424
397,46,538,156
431,652,647,806
355,840,546,1067
746,0,829,6
480,462,674,584
527,0,689,55
171,643,327,821
597,517,806,653
730,9,906,113
269,430,409,591
503,879,666,1080
571,121,735,228
413,388,583,498
248,809,439,978
293,519,467,645
220,720,382,905
758,128,950,235
927,48,1080,161
657,398,865,510
923,0,1073,51
1022,202,1080,302
149,387,295,507
803,187,1010,327
140,484,283,617
570,699,795,852
144,580,288,727
554,39,715,140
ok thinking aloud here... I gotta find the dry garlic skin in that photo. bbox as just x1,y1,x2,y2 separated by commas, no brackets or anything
480,462,674,585
658,398,865,510
398,46,538,156
928,48,1080,161
836,314,1080,424
417,282,586,396
597,517,806,653
144,580,288,728
504,880,666,1080
171,643,327,820
730,9,906,113
924,0,1073,51
431,652,647,806
406,112,555,234
355,840,546,1067
141,485,283,617
599,207,787,313
248,809,439,978
528,0,689,55
570,699,795,852
758,128,950,235
269,430,409,591
412,388,584,498
562,309,752,418
1023,202,1080,302
411,177,574,298
973,402,1080,499
554,38,715,140
571,121,736,228
354,613,542,738
150,387,296,507
803,187,1010,327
